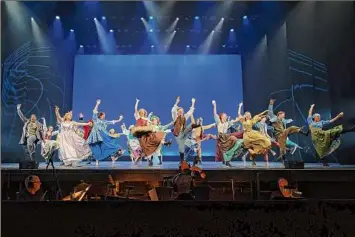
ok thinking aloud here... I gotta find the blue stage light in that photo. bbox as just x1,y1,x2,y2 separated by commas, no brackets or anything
176,17,179,20
110,29,114,32
56,16,60,20
102,16,106,20
149,29,153,32
70,29,74,32
195,16,199,20
31,17,34,20
243,15,247,20
221,18,224,20
151,45,155,48
230,29,234,32
149,16,153,20
80,45,83,48
186,45,190,48
94,17,97,21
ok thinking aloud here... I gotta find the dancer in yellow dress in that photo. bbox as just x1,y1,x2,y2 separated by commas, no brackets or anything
239,102,272,167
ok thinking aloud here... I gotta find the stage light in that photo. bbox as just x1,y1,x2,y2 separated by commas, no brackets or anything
94,17,97,21
149,29,153,32
56,16,60,20
176,17,179,20
140,17,144,20
174,30,176,33
195,16,199,20
110,29,114,32
243,15,247,20
221,18,224,20
70,29,74,32
102,16,106,20
222,44,226,48
80,45,83,48
149,16,153,20
212,30,215,33
230,29,234,32
151,45,154,48
186,45,190,48
31,17,34,20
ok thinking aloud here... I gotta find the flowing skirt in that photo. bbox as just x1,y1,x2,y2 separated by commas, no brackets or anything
138,132,165,157
58,130,92,165
243,130,271,155
89,131,122,161
215,132,243,162
41,140,59,161
217,133,244,162
310,125,342,158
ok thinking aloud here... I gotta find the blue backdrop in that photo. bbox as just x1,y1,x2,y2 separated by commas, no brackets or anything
73,55,243,156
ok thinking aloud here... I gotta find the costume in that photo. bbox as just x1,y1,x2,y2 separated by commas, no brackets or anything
307,116,342,159
150,115,173,164
17,107,43,161
132,115,165,162
87,111,123,161
41,118,59,162
268,103,303,157
122,125,143,162
171,104,194,162
57,120,92,166
214,115,244,165
242,115,272,159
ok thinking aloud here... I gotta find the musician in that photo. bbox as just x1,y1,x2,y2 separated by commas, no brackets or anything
18,175,44,201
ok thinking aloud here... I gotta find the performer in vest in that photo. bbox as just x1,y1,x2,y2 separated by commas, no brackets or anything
308,104,355,166
212,101,245,167
150,115,173,165
17,104,44,161
171,96,195,163
185,113,216,166
41,117,59,168
268,99,308,162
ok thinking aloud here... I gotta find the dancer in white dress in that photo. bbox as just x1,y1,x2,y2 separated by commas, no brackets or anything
55,106,92,166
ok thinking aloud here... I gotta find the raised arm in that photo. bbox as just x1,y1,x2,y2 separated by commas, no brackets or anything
171,96,180,122
134,98,140,119
41,117,47,133
238,102,243,118
93,99,101,114
161,121,173,131
121,124,130,136
16,104,28,123
307,104,315,125
55,106,63,123
184,98,196,120
212,100,221,125
202,123,216,130
330,112,344,123
104,115,124,125
268,99,277,122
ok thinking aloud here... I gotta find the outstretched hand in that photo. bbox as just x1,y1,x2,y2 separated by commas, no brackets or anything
212,100,216,105
310,104,315,107
55,106,59,112
96,99,101,104
338,112,344,118
17,104,21,110
269,99,276,104
239,102,243,107
191,98,196,103
175,96,180,105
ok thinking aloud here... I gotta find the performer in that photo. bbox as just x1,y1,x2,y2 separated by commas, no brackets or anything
87,99,124,166
171,96,195,162
150,115,173,165
132,99,167,166
121,123,143,163
212,100,244,167
78,113,94,140
254,116,278,157
184,113,216,166
55,106,92,166
268,99,308,161
308,104,355,166
17,104,43,161
41,117,59,168
239,103,272,167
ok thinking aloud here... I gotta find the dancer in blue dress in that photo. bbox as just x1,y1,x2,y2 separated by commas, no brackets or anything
87,99,124,166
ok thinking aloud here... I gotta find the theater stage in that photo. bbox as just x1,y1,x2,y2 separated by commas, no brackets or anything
2,161,355,200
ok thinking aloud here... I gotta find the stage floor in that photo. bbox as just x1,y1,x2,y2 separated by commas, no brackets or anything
2,161,355,171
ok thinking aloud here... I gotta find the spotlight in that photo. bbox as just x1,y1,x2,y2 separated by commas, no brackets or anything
80,45,83,48
110,29,114,32
56,16,60,20
102,16,106,20
195,16,199,20
221,18,224,20
243,15,247,20
70,29,74,32
230,29,234,32
94,17,97,20
212,30,215,33
186,45,190,48
149,16,153,20
31,17,34,20
174,30,176,33
149,29,153,32
151,45,155,48
222,45,226,48
140,17,144,20
176,17,179,20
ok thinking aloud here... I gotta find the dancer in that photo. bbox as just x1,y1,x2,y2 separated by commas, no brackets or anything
78,113,94,140
212,100,244,167
268,99,308,161
55,106,92,166
254,116,278,157
121,123,143,163
132,99,167,166
17,104,44,161
239,103,272,167
150,115,173,165
171,96,195,162
87,99,124,166
41,117,59,168
184,113,216,166
308,104,355,166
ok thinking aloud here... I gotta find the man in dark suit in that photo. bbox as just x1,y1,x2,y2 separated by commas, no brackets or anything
17,104,43,161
